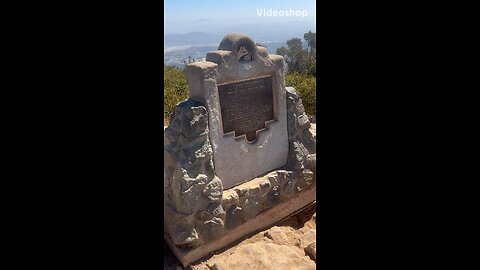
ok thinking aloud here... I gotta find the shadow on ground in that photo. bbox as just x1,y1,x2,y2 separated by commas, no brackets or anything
164,241,182,270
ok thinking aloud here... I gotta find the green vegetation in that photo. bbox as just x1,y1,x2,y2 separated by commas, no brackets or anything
279,31,316,116
285,73,316,116
164,64,188,119
163,31,316,120
276,31,316,77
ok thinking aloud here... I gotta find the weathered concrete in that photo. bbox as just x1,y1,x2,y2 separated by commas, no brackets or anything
186,33,288,189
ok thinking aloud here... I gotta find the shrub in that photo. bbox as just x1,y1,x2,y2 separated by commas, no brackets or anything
164,65,188,119
285,73,316,116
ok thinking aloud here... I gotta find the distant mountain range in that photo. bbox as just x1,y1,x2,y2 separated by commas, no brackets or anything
164,42,287,68
164,20,315,48
164,32,222,48
163,19,315,68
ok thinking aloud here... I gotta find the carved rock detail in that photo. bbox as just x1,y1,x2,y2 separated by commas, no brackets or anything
286,87,316,172
164,99,224,247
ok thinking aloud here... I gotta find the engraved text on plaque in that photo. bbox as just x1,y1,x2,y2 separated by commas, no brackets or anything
217,75,274,142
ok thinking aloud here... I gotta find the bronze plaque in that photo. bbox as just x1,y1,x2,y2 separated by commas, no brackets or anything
218,75,274,143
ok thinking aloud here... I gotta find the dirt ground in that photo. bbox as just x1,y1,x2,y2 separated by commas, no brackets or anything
164,203,317,270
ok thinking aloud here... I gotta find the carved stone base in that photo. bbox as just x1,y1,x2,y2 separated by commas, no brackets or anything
164,170,316,268
164,86,316,268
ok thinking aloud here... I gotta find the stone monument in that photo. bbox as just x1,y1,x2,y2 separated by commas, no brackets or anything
164,33,316,268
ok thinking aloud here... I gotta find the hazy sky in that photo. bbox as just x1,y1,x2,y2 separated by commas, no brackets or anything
164,0,316,22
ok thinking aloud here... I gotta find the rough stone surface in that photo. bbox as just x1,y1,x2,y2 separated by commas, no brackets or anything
183,203,317,270
203,177,223,202
164,98,225,248
296,229,316,250
187,33,289,189
226,206,244,229
286,87,316,172
215,168,315,239
304,242,316,262
202,217,225,242
264,227,295,246
203,242,315,270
